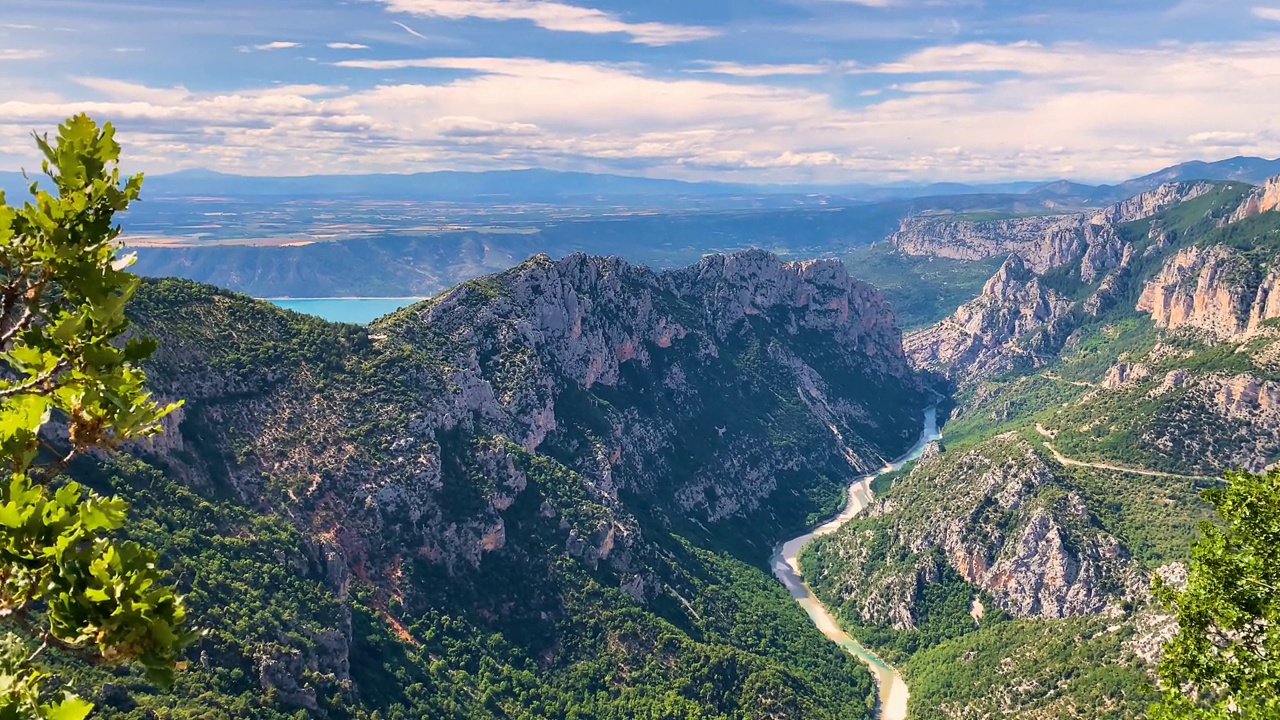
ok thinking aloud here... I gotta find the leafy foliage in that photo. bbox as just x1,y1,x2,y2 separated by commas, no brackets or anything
840,244,1004,330
0,115,189,717
1153,469,1280,720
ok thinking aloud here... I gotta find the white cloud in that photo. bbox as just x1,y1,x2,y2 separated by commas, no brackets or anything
891,80,981,93
369,0,719,45
5,39,1280,183
73,77,192,104
1187,130,1257,146
1253,6,1280,20
328,42,371,49
689,61,857,77
0,49,45,61
254,41,302,50
333,58,442,69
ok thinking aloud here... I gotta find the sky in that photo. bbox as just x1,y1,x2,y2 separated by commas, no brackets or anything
1,0,1279,183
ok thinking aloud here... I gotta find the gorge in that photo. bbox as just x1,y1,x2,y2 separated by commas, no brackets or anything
773,407,942,720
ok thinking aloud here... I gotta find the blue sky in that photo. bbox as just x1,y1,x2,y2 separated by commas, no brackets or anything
1,0,1279,182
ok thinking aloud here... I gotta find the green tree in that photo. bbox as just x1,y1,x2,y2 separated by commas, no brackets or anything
0,115,190,718
1153,469,1280,719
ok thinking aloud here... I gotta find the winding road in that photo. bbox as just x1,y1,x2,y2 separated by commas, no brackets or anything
1035,424,1213,480
771,408,941,720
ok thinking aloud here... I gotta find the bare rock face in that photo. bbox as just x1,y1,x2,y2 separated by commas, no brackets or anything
891,182,1214,277
810,435,1138,628
1227,174,1280,224
906,254,1073,384
1102,362,1151,389
1136,245,1277,340
892,214,1085,272
1090,181,1215,226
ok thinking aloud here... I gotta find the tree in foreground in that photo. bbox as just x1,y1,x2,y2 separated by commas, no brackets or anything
1153,468,1280,719
0,115,190,718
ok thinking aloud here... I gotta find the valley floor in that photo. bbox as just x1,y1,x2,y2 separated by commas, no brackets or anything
774,408,941,720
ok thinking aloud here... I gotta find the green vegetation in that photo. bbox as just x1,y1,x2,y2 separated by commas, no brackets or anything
1153,469,1280,720
841,244,1004,329
1,141,929,716
0,116,190,718
907,614,1158,720
51,453,878,720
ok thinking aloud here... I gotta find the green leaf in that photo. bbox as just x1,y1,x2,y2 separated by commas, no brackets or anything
45,695,93,720
0,395,51,438
0,502,23,528
122,336,157,363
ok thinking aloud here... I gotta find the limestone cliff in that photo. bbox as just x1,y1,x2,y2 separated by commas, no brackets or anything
904,254,1073,384
1136,244,1280,340
1227,174,1280,224
891,182,1214,278
807,434,1139,628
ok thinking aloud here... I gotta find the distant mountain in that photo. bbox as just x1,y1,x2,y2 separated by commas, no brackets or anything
5,157,1278,207
1119,156,1280,193
143,168,761,199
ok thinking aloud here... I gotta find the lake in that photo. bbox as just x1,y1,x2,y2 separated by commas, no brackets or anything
267,297,426,325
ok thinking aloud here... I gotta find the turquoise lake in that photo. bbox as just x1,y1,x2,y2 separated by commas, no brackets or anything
267,298,425,325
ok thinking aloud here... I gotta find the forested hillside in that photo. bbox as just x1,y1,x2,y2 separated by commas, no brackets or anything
57,250,926,718
804,174,1280,718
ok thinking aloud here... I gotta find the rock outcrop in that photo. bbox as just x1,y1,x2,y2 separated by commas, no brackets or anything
1089,181,1214,226
905,254,1073,384
810,435,1139,627
891,182,1215,278
1227,174,1280,224
1136,244,1280,340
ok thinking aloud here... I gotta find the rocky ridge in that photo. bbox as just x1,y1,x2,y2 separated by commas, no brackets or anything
808,434,1140,629
123,250,925,713
905,253,1074,382
891,182,1213,275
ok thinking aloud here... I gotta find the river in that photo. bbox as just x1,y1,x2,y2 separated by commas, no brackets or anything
770,407,941,720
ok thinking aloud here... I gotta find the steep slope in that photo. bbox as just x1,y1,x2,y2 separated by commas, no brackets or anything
70,250,925,718
890,182,1220,274
804,433,1142,631
903,182,1255,385
905,254,1074,382
802,177,1280,719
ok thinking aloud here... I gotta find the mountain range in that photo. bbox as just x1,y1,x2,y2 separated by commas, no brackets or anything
30,156,1280,719
4,156,1278,203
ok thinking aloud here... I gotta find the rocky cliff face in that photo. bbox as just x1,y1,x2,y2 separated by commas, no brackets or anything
891,182,1213,277
1136,244,1280,340
904,179,1279,385
904,254,1074,384
142,251,923,579
1089,181,1215,226
808,435,1139,628
382,251,921,530
892,214,1082,271
121,251,924,714
1227,175,1280,224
